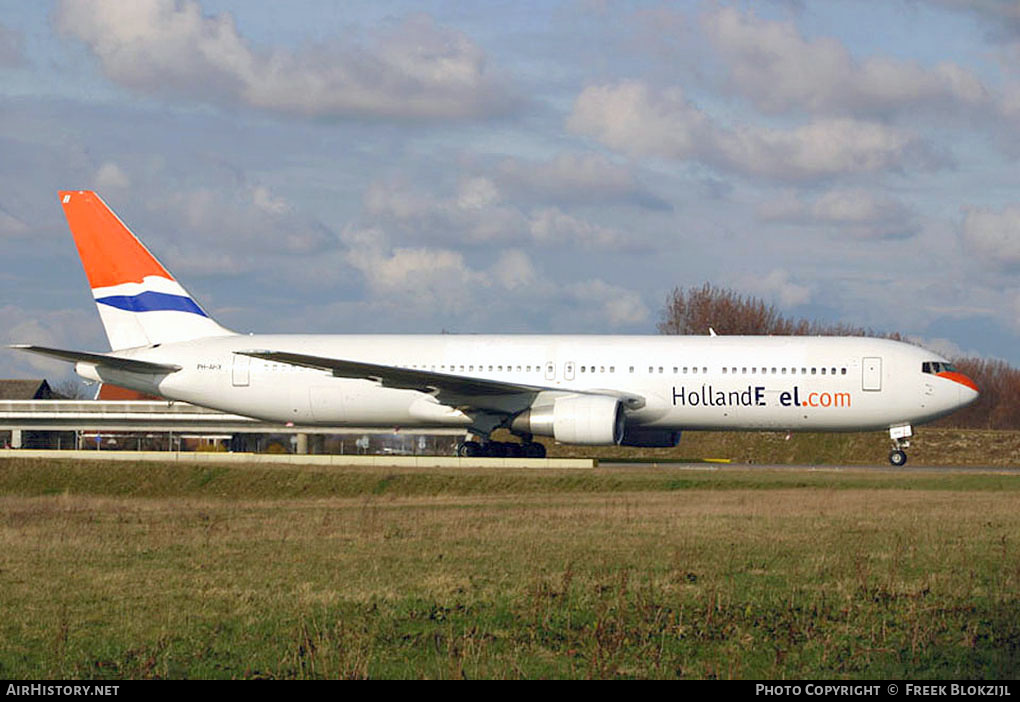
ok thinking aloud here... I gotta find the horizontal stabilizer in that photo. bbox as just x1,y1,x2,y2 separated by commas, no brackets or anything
9,344,182,374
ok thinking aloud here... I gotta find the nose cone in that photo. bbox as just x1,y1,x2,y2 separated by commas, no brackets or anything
938,371,979,406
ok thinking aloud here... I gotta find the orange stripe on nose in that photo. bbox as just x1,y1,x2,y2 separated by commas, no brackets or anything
937,371,980,394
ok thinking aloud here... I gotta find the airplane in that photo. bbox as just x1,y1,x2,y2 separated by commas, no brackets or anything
10,191,979,466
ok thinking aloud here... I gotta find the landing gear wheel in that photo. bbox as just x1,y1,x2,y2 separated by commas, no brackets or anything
889,449,907,467
457,441,483,458
485,442,507,458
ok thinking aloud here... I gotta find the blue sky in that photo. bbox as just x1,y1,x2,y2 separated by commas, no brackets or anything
3,0,1020,381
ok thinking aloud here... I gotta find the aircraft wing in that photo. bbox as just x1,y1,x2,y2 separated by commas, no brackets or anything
236,349,645,411
9,344,182,374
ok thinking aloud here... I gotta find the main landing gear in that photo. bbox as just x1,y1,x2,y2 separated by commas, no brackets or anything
888,424,911,467
456,436,546,458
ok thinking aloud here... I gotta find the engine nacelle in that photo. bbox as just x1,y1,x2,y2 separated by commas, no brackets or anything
619,427,682,447
511,394,625,445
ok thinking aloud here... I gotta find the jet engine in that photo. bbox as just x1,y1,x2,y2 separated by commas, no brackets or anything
511,394,625,445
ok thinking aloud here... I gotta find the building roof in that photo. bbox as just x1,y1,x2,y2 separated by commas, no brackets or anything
0,379,56,400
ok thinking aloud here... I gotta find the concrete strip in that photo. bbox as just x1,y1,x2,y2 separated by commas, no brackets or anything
0,449,595,469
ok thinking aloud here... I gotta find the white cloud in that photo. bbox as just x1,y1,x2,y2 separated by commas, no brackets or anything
54,0,516,121
493,153,669,210
145,185,333,268
565,279,650,326
758,188,919,239
455,176,501,211
2,304,108,375
361,177,633,249
568,82,711,160
342,239,542,317
339,224,647,328
904,335,984,361
702,6,990,117
528,207,629,250
741,269,812,308
93,162,131,191
568,80,935,181
251,185,289,215
961,204,1020,269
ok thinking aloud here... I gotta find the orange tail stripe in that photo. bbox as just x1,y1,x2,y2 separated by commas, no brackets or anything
59,191,172,289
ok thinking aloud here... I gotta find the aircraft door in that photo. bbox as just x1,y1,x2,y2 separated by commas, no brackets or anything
545,361,556,381
232,355,250,387
564,361,575,381
862,357,882,391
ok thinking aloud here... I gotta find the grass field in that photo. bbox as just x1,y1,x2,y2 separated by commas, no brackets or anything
1,457,1019,679
540,427,1020,466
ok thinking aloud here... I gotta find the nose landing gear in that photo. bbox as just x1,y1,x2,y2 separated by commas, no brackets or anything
888,424,911,466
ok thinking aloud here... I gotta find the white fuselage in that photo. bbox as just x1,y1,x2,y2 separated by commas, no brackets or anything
77,334,976,435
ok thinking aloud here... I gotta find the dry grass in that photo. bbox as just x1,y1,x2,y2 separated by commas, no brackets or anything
1,461,1019,678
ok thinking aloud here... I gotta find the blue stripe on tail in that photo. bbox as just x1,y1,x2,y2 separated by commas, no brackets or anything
95,291,208,317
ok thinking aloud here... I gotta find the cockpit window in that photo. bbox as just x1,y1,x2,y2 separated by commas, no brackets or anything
922,361,957,374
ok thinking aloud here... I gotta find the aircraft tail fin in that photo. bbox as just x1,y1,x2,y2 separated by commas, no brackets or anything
58,191,234,350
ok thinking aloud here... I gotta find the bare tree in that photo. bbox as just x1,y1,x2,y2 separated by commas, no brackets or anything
657,283,875,337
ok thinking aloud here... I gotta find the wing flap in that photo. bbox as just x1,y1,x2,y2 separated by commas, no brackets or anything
10,344,182,374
